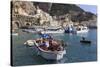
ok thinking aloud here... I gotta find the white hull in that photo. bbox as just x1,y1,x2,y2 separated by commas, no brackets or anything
35,46,66,60
23,29,36,33
26,40,66,60
24,40,66,60
24,40,35,47
41,30,64,34
76,29,89,33
39,49,66,60
36,29,44,31
12,33,18,36
75,26,89,33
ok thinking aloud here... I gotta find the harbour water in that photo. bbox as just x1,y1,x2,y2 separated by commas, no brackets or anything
12,29,97,66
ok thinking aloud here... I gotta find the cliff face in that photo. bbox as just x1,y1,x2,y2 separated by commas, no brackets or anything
41,3,97,24
49,4,84,16
35,2,97,27
12,1,36,15
12,1,97,28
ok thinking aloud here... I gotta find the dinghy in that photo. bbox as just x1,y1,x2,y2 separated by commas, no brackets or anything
24,34,66,60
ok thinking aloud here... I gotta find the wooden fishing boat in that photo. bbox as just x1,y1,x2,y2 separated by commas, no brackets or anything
24,38,66,60
80,40,91,44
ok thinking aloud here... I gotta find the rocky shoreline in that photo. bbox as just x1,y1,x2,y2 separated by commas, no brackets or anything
11,1,97,30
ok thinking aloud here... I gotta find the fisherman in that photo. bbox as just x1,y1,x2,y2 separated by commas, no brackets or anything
39,40,47,50
45,40,49,48
82,37,85,40
48,39,54,51
40,40,46,46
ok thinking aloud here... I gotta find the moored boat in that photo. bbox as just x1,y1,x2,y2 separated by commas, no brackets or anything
75,26,89,33
41,28,64,34
65,25,75,33
33,40,66,60
11,33,18,36
80,40,91,44
24,34,66,60
64,24,89,34
80,37,91,44
22,29,37,33
41,29,64,34
24,40,35,47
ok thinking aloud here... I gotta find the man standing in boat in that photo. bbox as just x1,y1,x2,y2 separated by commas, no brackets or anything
82,37,85,40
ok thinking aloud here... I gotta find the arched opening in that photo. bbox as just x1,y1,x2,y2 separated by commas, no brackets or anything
25,23,31,28
26,23,30,26
13,22,20,29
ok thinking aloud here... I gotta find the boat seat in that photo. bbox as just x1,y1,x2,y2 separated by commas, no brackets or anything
39,45,48,51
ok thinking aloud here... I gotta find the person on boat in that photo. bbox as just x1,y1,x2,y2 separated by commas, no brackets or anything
45,40,49,48
82,37,85,40
39,40,48,50
48,39,59,51
48,39,55,51
40,40,46,46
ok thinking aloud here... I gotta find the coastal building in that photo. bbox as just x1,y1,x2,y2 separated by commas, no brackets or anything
11,1,74,31
11,1,54,31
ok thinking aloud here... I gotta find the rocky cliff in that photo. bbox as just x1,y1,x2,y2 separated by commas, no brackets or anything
36,2,97,27
12,1,97,28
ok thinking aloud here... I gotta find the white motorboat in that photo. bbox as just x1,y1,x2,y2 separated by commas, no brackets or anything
41,28,64,34
75,26,89,33
24,38,66,60
22,29,37,33
24,40,35,47
41,29,64,34
36,28,44,32
11,33,18,36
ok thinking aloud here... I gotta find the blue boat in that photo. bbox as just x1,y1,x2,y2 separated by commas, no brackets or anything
65,25,75,33
39,33,52,39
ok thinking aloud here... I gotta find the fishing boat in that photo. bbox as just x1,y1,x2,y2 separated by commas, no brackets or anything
35,40,66,60
80,40,91,44
24,34,66,60
25,39,66,60
80,37,91,44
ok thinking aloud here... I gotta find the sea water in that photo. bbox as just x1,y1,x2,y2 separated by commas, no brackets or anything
12,29,97,66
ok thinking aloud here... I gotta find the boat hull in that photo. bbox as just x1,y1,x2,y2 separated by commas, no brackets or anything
24,40,35,47
39,49,66,60
65,30,74,33
41,30,64,34
25,40,66,60
34,41,66,60
76,29,89,33
22,29,36,33
80,40,91,44
12,33,18,36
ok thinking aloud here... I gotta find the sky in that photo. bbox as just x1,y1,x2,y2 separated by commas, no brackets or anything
77,4,97,15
